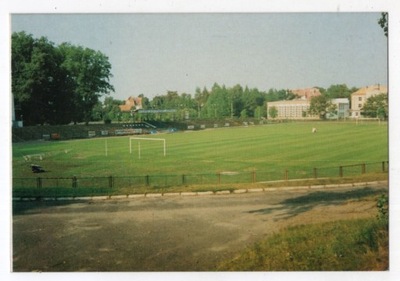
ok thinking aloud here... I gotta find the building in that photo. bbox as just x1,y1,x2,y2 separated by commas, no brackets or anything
327,98,350,119
119,96,143,112
266,87,322,119
350,84,387,118
267,99,317,119
291,87,322,100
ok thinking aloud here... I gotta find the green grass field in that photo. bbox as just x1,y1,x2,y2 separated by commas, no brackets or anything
13,121,388,180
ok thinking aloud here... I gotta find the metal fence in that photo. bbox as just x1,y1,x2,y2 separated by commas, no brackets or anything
13,161,388,197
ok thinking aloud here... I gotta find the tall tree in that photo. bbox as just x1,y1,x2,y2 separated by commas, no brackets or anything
12,32,73,125
309,95,333,119
59,43,115,124
361,94,388,119
204,83,230,118
12,32,115,125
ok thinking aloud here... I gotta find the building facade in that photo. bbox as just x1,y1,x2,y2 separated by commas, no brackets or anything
350,84,387,118
267,99,317,119
267,87,321,119
327,98,350,119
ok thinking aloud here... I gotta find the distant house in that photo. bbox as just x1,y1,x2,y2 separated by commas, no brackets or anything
291,87,322,100
350,84,388,118
119,97,143,112
327,98,350,119
266,87,321,119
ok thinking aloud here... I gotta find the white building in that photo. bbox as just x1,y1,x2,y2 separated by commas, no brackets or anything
267,99,317,119
327,98,350,119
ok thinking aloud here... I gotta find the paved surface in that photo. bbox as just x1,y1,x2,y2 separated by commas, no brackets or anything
12,183,387,271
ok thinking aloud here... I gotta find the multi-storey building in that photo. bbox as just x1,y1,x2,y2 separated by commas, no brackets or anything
266,87,321,119
267,99,316,119
350,84,387,118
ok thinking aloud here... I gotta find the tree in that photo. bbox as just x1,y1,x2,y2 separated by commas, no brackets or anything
325,84,352,99
309,95,333,119
268,106,278,119
361,94,388,119
12,32,74,125
204,83,230,118
59,43,115,124
12,32,115,125
378,12,388,37
254,105,265,120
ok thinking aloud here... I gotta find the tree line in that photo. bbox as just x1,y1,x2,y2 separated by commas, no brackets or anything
93,83,361,123
12,31,387,126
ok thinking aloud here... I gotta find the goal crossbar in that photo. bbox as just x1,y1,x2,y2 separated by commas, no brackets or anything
129,137,166,156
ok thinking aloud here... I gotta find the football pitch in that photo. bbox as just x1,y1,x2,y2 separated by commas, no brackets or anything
12,121,388,181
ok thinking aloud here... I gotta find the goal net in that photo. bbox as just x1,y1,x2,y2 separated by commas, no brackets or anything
129,137,166,158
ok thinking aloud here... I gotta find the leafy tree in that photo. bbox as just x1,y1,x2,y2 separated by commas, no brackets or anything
309,95,333,119
12,32,115,125
92,97,124,123
194,86,209,118
59,43,115,124
240,109,248,119
204,83,230,118
361,93,388,119
11,32,35,104
254,105,266,120
265,88,295,102
268,106,278,119
378,12,388,37
12,32,74,125
325,84,352,99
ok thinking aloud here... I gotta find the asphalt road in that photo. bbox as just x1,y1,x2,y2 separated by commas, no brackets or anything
12,183,387,271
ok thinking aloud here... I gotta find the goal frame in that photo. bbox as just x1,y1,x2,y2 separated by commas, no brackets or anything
129,137,166,157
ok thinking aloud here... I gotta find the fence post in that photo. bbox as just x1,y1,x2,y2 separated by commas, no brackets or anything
217,172,221,184
36,177,42,189
108,176,113,188
252,170,256,183
382,161,385,172
313,168,318,179
284,169,288,181
182,174,186,185
339,166,343,177
72,176,78,188
361,163,366,174
145,175,150,186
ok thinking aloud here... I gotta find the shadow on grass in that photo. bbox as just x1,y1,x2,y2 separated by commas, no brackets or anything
248,187,386,220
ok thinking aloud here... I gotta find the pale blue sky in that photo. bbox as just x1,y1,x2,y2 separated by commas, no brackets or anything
12,13,388,100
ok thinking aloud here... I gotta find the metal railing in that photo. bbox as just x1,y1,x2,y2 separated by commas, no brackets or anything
12,161,388,198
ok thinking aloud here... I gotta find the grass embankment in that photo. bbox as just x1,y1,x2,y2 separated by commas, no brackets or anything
218,194,389,271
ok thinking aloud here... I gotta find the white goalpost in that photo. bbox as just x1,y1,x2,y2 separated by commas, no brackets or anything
129,137,166,158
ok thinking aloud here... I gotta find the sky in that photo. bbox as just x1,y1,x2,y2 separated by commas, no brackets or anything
11,12,388,100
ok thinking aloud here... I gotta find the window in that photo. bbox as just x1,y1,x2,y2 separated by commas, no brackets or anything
358,97,362,101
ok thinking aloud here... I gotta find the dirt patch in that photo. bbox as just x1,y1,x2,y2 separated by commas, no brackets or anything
12,184,387,271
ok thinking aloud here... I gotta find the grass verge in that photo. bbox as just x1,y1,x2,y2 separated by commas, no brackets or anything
217,194,389,271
